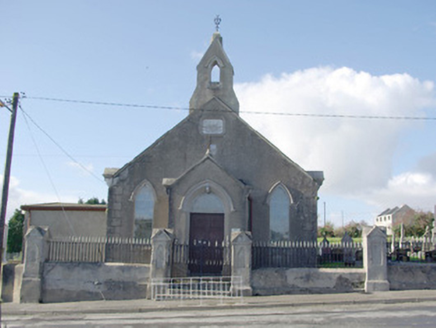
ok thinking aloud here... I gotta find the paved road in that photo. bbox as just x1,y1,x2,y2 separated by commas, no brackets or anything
3,301,436,327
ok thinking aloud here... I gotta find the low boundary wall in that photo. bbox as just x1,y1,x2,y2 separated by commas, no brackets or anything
252,268,365,295
5,227,436,303
42,262,150,303
388,263,436,291
1,263,23,302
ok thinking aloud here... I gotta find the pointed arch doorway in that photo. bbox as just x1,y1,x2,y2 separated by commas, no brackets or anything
189,213,224,275
188,192,225,276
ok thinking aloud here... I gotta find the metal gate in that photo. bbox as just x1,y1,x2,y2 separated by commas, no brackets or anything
172,240,231,276
188,240,224,275
150,276,243,302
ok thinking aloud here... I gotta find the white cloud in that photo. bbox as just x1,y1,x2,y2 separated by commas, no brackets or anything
367,172,436,212
235,67,435,210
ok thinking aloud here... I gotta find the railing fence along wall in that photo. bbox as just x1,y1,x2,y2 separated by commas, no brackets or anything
45,235,436,268
252,241,363,269
47,236,365,268
47,236,152,263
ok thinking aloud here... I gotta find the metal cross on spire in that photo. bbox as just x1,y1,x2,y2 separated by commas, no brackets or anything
214,15,221,32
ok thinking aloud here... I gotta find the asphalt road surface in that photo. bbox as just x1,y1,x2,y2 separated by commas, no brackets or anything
2,301,436,327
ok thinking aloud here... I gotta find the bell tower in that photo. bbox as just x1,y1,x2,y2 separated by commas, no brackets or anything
189,18,239,115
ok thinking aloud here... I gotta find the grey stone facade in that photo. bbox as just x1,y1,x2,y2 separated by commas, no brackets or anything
105,31,323,248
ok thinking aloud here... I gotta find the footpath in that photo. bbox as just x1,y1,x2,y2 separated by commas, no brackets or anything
2,290,436,316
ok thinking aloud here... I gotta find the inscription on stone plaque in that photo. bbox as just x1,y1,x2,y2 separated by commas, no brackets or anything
202,119,224,135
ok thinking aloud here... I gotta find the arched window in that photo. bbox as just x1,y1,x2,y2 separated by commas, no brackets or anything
269,185,291,241
211,64,220,84
134,184,154,239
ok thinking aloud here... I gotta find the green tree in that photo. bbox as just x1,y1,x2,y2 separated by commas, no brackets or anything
393,211,434,237
334,226,345,238
408,211,433,237
78,197,106,205
344,221,364,238
318,221,335,238
7,209,25,253
334,221,366,239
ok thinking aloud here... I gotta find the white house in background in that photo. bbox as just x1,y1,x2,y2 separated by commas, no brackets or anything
374,204,415,235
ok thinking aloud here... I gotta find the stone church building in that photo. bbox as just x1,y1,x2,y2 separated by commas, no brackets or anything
10,28,435,305
103,31,324,256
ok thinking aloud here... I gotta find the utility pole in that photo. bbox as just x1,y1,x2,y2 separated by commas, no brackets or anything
0,92,19,261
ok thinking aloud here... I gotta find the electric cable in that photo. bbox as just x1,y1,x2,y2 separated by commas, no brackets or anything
17,95,436,121
18,105,106,185
20,103,77,235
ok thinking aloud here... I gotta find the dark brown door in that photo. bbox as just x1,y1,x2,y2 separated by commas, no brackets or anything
189,213,224,276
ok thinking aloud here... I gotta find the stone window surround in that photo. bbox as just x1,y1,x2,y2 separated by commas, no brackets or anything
266,182,294,241
130,179,157,238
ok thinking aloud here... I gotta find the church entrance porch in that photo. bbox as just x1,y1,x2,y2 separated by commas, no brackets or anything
188,213,225,276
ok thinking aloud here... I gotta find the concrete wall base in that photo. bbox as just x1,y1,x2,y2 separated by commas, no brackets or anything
365,280,390,293
231,286,253,297
20,278,42,303
42,262,150,303
252,268,365,296
1,263,17,302
388,263,436,290
0,264,24,303
13,264,23,303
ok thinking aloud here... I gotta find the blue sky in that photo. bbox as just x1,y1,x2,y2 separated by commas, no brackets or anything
1,1,436,228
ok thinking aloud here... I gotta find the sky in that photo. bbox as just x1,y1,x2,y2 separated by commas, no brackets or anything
1,1,436,228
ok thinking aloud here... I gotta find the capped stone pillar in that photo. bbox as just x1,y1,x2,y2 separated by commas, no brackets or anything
20,226,50,303
231,230,252,296
363,226,389,293
147,229,174,298
150,229,174,279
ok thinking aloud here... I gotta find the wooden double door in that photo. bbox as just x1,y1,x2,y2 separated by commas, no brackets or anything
189,213,224,276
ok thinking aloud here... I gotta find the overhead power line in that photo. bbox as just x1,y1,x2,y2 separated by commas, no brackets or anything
19,104,106,185
16,95,436,121
24,96,187,111
21,103,78,235
242,111,436,121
